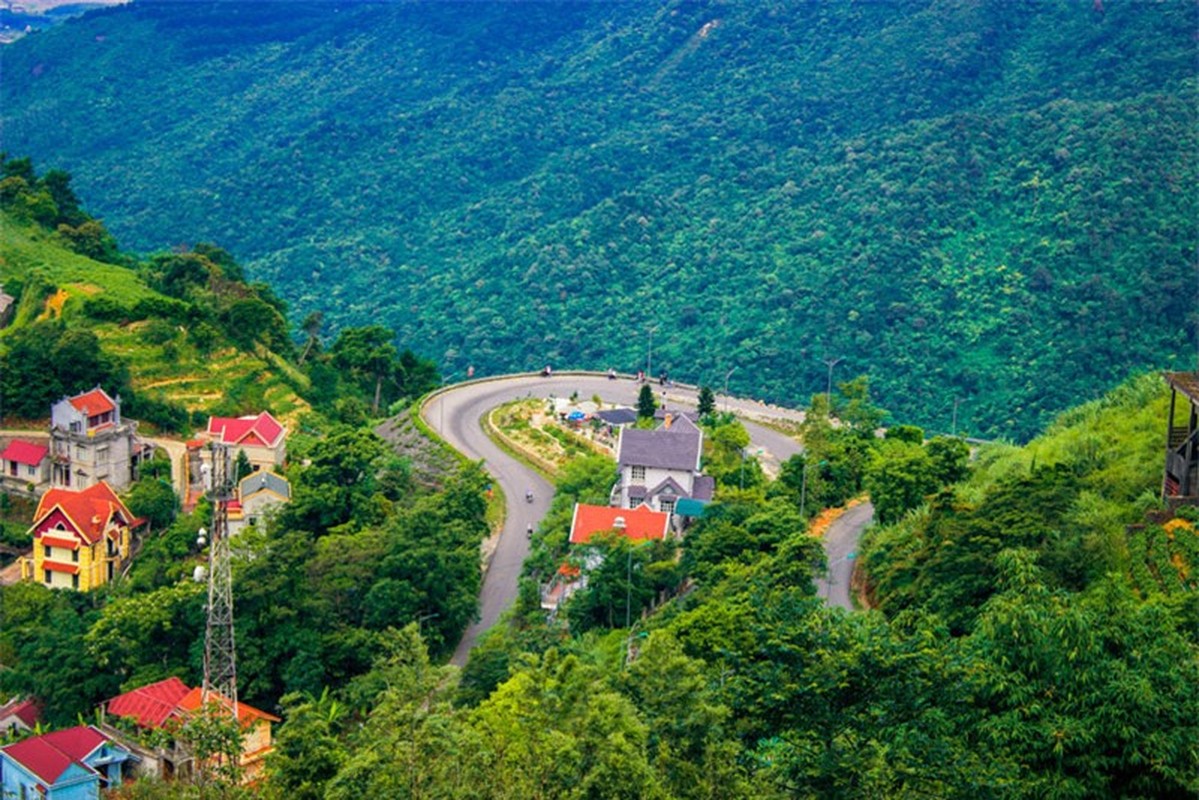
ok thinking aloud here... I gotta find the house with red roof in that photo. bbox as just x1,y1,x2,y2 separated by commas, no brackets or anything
0,697,41,738
49,387,146,491
18,481,139,591
203,411,287,472
101,678,280,784
0,725,132,799
0,438,50,494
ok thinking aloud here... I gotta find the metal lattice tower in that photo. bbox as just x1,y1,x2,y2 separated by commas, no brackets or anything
202,443,238,720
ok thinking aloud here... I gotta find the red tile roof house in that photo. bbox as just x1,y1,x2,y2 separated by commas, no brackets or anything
204,412,287,472
0,725,133,799
18,482,141,591
0,438,50,495
101,678,280,785
49,387,146,492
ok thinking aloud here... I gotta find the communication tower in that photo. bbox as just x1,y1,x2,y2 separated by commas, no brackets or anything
200,443,238,719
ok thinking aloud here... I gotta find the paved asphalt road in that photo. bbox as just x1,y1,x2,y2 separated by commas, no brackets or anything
816,500,875,610
425,371,871,665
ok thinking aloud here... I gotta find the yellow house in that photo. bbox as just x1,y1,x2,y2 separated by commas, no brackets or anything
21,481,138,590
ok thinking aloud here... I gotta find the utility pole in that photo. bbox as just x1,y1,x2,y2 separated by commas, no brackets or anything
951,397,960,438
822,356,844,415
201,443,238,721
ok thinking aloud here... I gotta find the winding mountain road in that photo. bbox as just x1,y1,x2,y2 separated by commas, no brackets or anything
422,372,871,666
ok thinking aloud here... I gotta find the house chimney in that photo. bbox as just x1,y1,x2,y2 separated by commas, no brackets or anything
613,516,626,529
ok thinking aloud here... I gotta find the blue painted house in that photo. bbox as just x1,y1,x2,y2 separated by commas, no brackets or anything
0,726,133,799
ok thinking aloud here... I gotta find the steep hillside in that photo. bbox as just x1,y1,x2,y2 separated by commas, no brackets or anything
0,204,309,428
1,0,1195,438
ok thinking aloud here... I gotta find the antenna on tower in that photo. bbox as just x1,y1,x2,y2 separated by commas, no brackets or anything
201,442,238,722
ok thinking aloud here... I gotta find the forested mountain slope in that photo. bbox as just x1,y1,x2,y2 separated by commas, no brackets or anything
1,0,1195,438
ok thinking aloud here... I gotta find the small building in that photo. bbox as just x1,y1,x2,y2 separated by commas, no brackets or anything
227,471,291,535
1163,371,1199,506
0,439,50,494
594,408,639,426
611,414,714,519
49,387,144,491
0,697,41,738
0,725,133,799
102,678,279,785
204,412,287,472
20,482,138,591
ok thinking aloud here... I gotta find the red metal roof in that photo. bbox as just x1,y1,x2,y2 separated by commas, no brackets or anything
106,677,190,729
569,503,670,545
1,726,108,785
68,388,116,417
42,561,79,575
32,482,134,545
0,439,48,467
206,411,285,448
0,697,40,728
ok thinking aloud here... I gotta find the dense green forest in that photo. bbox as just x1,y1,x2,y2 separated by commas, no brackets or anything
1,1,1195,438
274,376,1195,799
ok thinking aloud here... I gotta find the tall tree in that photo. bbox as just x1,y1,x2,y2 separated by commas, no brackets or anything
637,383,657,419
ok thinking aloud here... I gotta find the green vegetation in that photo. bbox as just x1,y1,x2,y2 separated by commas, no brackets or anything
1,2,1195,438
0,158,441,429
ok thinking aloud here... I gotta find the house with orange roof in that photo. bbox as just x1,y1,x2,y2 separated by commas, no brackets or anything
569,502,671,545
101,678,280,784
0,438,50,494
49,387,146,491
541,503,673,614
18,481,139,591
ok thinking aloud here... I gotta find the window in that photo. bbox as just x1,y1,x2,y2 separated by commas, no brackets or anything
26,465,35,477
72,574,79,590
70,421,82,433
631,465,646,482
43,569,51,584
43,545,51,559
72,548,79,563
660,498,676,517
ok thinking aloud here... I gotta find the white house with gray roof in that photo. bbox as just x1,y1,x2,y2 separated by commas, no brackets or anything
611,414,714,519
227,470,291,535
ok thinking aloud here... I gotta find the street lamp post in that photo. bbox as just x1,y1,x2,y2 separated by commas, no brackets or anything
646,326,658,378
822,356,843,414
723,366,737,413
